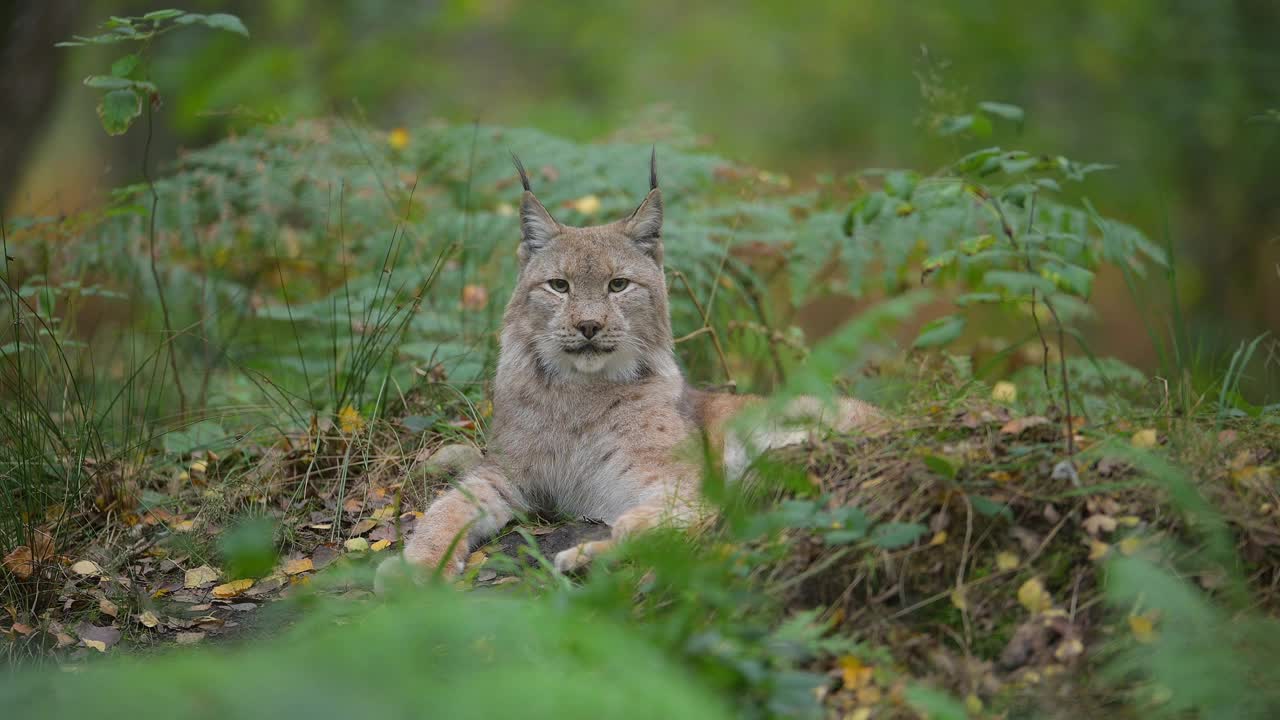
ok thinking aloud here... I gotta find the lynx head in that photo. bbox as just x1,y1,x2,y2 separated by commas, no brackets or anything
502,150,674,381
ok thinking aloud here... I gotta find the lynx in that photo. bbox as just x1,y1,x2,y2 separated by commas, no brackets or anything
375,151,883,592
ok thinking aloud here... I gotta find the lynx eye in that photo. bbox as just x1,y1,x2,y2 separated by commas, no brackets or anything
547,279,570,293
608,278,630,293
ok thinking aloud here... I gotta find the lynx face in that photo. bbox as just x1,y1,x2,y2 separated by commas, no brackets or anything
505,158,672,382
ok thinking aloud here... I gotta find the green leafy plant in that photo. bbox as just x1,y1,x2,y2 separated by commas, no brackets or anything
59,10,249,136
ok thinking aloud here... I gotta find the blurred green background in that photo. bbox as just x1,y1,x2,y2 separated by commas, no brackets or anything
6,0,1279,382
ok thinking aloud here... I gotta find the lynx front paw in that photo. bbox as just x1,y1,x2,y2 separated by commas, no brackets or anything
373,553,464,595
553,540,611,574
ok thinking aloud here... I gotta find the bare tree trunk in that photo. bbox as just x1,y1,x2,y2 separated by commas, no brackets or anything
0,0,76,213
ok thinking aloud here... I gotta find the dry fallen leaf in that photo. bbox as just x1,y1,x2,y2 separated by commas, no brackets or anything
175,631,206,645
996,552,1020,571
1131,429,1158,449
184,564,220,589
283,558,314,576
3,531,55,579
212,578,255,598
838,655,873,689
1082,514,1118,536
1118,537,1142,556
569,194,602,215
387,127,410,150
348,518,378,537
1017,578,1053,614
1088,539,1111,561
98,596,119,618
950,588,968,611
991,381,1018,403
76,621,121,652
465,550,487,570
929,531,948,546
138,610,160,628
461,284,489,311
72,560,104,577
1000,416,1050,435
370,539,391,552
1128,613,1157,644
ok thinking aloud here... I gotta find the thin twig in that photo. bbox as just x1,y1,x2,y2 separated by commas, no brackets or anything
670,269,735,389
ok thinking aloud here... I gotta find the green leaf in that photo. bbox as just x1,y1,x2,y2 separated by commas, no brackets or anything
978,101,1025,123
97,88,142,136
954,292,1001,306
162,420,228,455
923,454,958,480
110,54,139,78
913,314,965,348
970,495,1013,521
904,685,968,720
143,9,185,21
175,12,250,37
884,170,919,200
983,270,1057,297
218,517,279,579
870,522,927,549
84,74,134,89
938,113,992,138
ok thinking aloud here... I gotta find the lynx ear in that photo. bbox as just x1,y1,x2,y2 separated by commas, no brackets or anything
624,188,663,260
511,152,559,258
519,191,559,253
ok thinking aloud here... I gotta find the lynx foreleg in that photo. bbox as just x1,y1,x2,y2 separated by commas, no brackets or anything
374,463,516,594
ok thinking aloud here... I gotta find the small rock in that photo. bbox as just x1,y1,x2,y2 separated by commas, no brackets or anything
344,537,370,553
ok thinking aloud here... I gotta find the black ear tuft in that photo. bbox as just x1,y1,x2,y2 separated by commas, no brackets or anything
649,146,658,191
510,151,532,192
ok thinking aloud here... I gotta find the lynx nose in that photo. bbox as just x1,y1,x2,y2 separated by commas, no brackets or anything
576,320,602,339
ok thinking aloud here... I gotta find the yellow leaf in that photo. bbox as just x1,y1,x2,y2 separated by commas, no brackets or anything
387,127,410,150
173,519,197,532
138,610,160,628
988,470,1014,483
183,564,220,589
965,694,984,714
848,709,871,720
461,284,489,311
991,381,1018,403
83,638,107,653
1054,637,1084,661
996,551,1020,571
1088,540,1111,561
465,550,488,570
190,460,208,474
1017,578,1052,613
929,531,948,546
283,558,314,576
571,194,601,215
1128,613,1157,644
838,655,873,689
1118,537,1141,556
949,588,968,611
1131,429,1158,449
71,560,103,576
370,539,391,552
212,578,254,598
338,405,365,434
